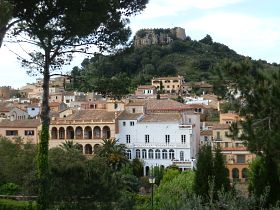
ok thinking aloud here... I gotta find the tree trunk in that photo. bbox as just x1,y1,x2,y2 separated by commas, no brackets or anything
0,27,6,48
37,51,50,210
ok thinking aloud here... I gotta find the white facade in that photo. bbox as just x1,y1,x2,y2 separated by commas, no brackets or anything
185,96,210,105
116,112,200,174
27,106,40,118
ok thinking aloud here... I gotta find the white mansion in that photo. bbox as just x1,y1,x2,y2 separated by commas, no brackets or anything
116,99,200,174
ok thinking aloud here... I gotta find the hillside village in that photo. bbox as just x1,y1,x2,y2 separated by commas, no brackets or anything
0,72,253,180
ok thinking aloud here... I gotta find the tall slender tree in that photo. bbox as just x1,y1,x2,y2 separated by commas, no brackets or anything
1,1,148,209
213,147,230,196
194,145,213,198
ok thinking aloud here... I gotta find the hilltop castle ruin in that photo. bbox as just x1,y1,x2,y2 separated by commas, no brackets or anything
134,27,186,48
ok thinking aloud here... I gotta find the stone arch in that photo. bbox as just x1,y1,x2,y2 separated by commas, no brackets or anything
102,126,111,139
51,127,58,139
226,168,230,177
126,149,132,159
58,127,65,139
148,149,154,159
85,144,93,154
66,126,74,139
145,166,150,176
84,126,92,139
162,149,167,159
242,168,249,179
94,144,100,153
76,144,83,153
75,126,83,139
155,149,160,159
93,126,101,138
136,149,141,159
232,168,239,179
142,149,147,159
169,149,175,160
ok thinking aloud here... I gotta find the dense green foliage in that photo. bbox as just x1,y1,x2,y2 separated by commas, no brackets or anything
194,145,213,197
0,199,36,210
67,34,279,96
154,170,195,210
194,145,230,200
216,60,280,205
2,1,148,209
0,137,37,195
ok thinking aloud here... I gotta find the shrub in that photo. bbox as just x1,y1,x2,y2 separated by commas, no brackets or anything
0,183,21,195
0,199,36,210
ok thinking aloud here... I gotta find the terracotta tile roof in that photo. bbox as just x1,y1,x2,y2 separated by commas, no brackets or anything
50,110,59,118
212,123,230,130
184,104,207,109
49,102,60,107
0,119,40,128
200,130,213,136
137,85,156,89
139,113,181,122
220,113,239,118
222,147,248,151
63,110,117,121
146,99,188,111
117,111,143,120
153,76,183,81
127,100,146,106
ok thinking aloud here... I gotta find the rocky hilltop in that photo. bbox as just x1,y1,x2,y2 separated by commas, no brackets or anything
134,27,186,48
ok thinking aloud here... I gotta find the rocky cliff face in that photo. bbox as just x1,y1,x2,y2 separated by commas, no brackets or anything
134,27,186,48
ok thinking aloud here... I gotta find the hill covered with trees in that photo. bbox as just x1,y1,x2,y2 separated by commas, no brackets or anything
67,30,279,96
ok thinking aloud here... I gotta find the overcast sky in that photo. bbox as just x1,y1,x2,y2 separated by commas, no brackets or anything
1,0,280,88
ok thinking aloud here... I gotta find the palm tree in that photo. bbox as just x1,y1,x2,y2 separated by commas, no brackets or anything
96,138,128,170
59,140,82,152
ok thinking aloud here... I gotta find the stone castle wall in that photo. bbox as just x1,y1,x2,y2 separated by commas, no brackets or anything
0,86,11,99
134,27,186,48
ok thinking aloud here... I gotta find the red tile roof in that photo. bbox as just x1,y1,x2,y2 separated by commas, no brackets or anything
212,123,230,130
0,119,40,128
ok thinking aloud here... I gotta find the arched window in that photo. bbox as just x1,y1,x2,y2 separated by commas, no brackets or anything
162,149,167,159
94,144,100,153
84,126,92,139
242,168,249,179
58,127,65,139
66,126,74,139
85,144,92,154
136,149,141,159
51,127,58,139
102,126,111,139
76,144,83,153
142,149,147,159
126,150,131,159
155,149,160,159
226,168,230,177
232,168,239,179
75,126,83,139
169,149,175,160
148,149,154,159
93,126,101,138
180,151,184,161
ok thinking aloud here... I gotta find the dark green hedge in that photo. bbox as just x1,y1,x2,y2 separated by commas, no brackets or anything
0,199,36,210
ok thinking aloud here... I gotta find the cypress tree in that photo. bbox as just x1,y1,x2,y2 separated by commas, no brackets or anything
194,145,213,198
213,147,230,196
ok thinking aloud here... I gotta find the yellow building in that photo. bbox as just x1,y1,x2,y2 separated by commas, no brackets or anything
151,76,184,93
49,110,118,155
220,112,241,124
0,119,41,144
212,123,255,182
